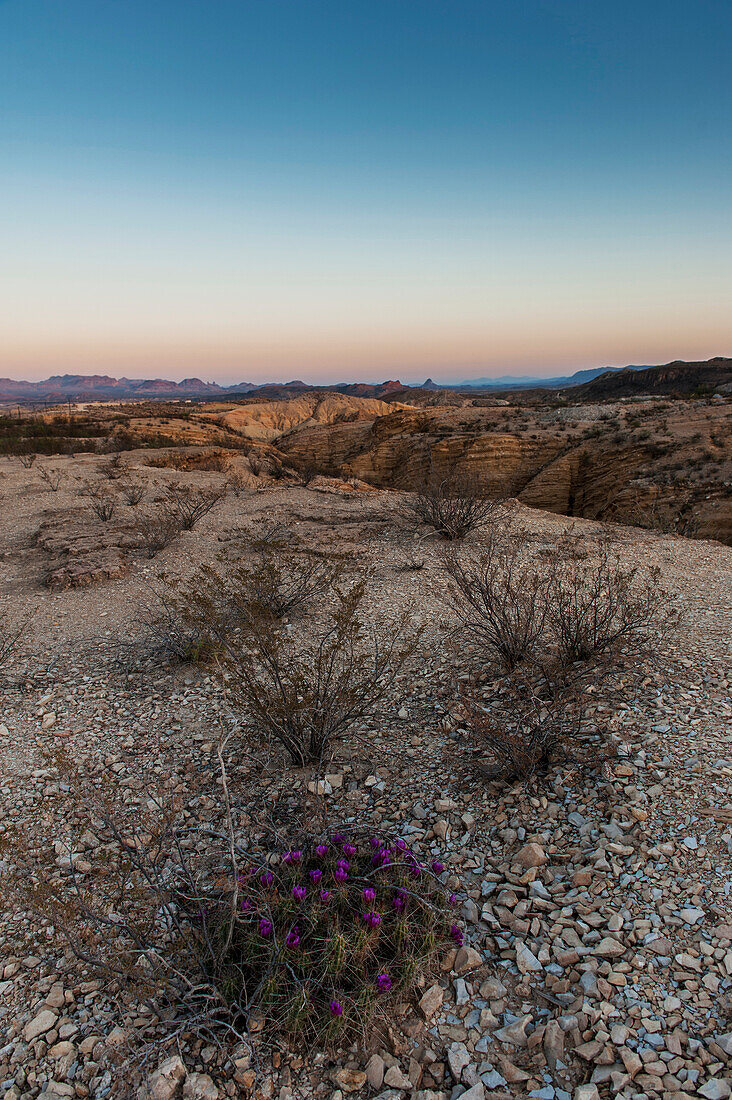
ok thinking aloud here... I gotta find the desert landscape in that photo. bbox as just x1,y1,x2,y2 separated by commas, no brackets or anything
3,3,732,1099
0,360,730,1100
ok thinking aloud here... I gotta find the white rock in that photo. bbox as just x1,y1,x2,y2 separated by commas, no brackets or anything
24,1009,58,1042
515,942,543,973
698,1081,731,1100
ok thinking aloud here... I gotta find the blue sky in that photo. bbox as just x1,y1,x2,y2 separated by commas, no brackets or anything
1,0,730,383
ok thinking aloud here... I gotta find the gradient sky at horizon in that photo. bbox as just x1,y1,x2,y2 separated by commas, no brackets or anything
1,1,731,385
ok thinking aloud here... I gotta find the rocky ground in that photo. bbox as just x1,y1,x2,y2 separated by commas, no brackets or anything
0,452,731,1100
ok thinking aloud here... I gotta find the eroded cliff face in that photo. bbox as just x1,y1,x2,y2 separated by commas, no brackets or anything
277,403,732,543
205,394,414,442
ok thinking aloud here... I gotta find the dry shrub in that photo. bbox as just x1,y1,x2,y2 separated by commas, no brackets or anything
18,451,37,469
81,480,117,522
289,456,321,487
37,465,63,491
119,477,147,506
443,526,549,670
464,668,615,781
164,482,226,530
233,550,346,620
135,509,185,557
0,611,26,672
408,470,501,540
547,535,671,665
101,453,125,480
179,573,419,764
131,584,210,663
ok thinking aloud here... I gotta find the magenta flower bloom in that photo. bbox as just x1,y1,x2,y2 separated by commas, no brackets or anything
376,973,392,992
240,897,253,912
330,999,343,1017
362,887,376,903
409,861,422,878
342,843,357,857
260,871,274,887
370,836,381,849
334,867,348,883
315,843,329,858
331,834,345,845
320,889,333,902
362,911,382,929
449,892,458,907
282,849,302,864
309,868,322,884
394,837,407,851
450,924,464,946
392,893,406,912
259,918,273,937
286,927,300,948
336,858,350,871
431,860,445,874
292,884,307,901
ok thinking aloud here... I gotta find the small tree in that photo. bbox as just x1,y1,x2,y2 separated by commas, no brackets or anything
18,452,37,469
408,470,500,540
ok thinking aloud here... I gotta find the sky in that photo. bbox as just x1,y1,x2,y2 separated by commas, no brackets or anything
1,1,730,385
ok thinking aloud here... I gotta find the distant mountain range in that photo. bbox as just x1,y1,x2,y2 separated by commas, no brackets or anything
0,359,729,404
0,374,258,402
452,365,651,389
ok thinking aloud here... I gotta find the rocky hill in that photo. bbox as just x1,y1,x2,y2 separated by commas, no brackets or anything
566,358,732,400
205,393,415,442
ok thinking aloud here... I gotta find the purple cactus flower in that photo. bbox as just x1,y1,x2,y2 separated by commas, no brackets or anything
282,849,302,865
260,871,274,887
259,918,273,937
336,858,350,871
330,999,343,1017
331,834,344,845
392,892,407,912
409,861,422,878
333,867,348,883
370,836,381,848
240,897,253,912
362,887,376,903
309,868,323,884
362,911,382,929
342,843,357,857
292,884,307,901
376,973,392,992
450,924,464,946
449,892,458,907
431,860,445,874
286,927,300,948
379,849,392,866
320,889,333,902
394,837,407,851
315,843,329,858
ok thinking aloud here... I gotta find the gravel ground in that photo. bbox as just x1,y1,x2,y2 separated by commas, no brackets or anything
0,453,731,1100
